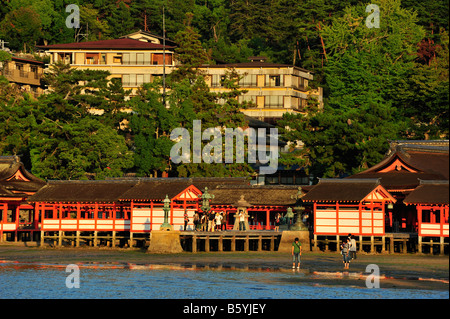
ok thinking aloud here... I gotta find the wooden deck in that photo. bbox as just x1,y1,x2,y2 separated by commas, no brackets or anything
180,230,282,252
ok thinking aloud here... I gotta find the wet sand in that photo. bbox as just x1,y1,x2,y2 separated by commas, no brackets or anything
1,244,448,292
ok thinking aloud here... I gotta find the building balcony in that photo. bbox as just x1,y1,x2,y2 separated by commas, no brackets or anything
1,69,41,86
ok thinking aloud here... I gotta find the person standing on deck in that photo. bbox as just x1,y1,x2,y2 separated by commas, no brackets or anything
238,210,246,231
274,212,282,231
184,211,189,231
292,237,302,269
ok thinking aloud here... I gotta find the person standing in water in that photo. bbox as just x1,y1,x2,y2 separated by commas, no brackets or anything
291,237,302,269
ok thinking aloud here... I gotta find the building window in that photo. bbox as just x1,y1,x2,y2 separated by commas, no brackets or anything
265,95,283,108
113,55,122,64
267,75,282,87
212,74,226,87
86,53,99,64
152,53,172,65
239,74,257,87
265,176,279,185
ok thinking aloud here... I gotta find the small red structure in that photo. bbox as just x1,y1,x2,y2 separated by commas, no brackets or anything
0,156,46,241
303,179,396,236
404,180,449,238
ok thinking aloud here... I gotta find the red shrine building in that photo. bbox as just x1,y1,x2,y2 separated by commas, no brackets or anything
303,140,449,253
0,156,46,241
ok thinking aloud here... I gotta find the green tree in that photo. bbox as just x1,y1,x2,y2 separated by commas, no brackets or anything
29,62,133,180
129,81,178,177
279,0,426,178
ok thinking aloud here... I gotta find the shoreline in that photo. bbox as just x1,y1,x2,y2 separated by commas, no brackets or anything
1,244,448,292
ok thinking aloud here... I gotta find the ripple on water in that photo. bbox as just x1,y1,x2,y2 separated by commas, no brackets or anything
0,263,447,299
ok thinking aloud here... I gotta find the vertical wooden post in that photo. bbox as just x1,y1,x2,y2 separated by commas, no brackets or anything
218,235,223,252
76,231,80,247
58,231,63,247
270,236,275,251
359,235,363,253
129,232,133,248
40,231,44,246
231,236,236,252
389,236,394,254
440,237,444,256
205,235,210,252
266,210,270,230
14,206,19,242
94,231,98,247
258,235,262,252
382,236,386,254
418,235,422,254
313,234,318,251
371,236,375,253
244,235,249,252
192,235,197,253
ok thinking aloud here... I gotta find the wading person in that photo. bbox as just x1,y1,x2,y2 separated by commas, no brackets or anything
341,238,350,269
292,237,302,269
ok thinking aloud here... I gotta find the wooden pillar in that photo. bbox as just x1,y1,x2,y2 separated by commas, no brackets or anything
40,231,44,246
218,235,223,252
265,210,270,230
402,239,407,254
430,238,434,254
336,235,340,252
231,236,236,252
192,235,197,253
58,231,63,247
313,234,318,251
205,235,210,252
94,231,98,247
370,236,375,253
382,236,386,254
244,235,249,252
112,231,116,248
76,231,80,247
440,237,445,256
270,236,275,252
389,236,394,254
258,235,262,252
14,206,19,242
418,235,422,254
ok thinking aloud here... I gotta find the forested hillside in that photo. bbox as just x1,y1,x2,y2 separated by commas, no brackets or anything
0,0,448,180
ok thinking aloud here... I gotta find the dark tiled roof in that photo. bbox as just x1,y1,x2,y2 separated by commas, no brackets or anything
347,171,446,190
119,179,193,201
302,179,382,202
349,141,449,181
29,178,250,203
0,156,46,197
119,177,249,201
210,185,304,206
28,180,138,203
403,181,449,205
36,38,174,50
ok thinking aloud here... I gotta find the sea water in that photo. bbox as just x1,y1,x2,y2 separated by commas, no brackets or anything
0,262,447,299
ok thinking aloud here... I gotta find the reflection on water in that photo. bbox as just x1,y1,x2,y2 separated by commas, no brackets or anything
0,261,448,299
